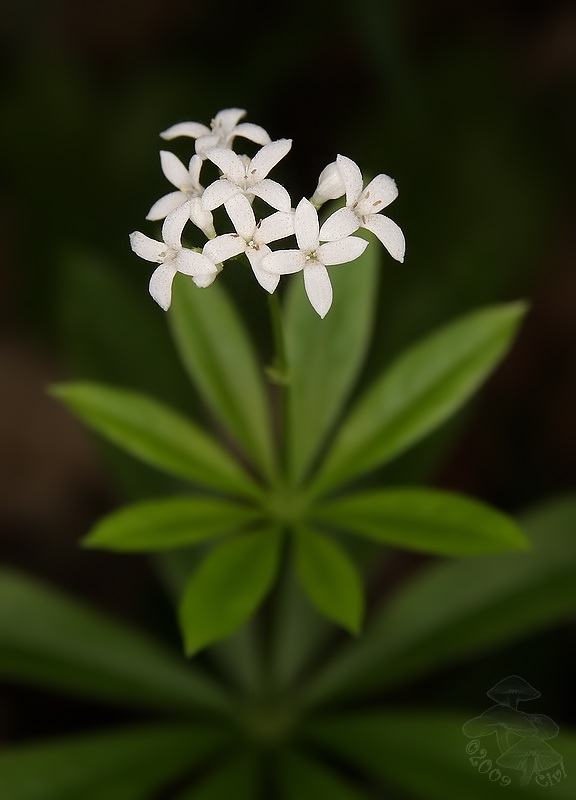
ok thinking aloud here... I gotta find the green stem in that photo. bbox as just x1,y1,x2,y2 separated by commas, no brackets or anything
266,293,290,385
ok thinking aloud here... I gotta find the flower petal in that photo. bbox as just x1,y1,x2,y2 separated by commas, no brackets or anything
261,250,307,275
149,263,177,310
257,210,294,244
362,214,405,262
195,133,221,158
188,155,203,187
224,194,256,240
205,147,244,183
233,123,271,146
318,236,368,266
203,233,246,263
246,246,280,293
189,197,216,238
175,249,219,276
356,173,398,215
249,139,292,181
160,151,190,191
336,154,363,206
129,232,164,262
160,121,210,140
304,262,333,318
319,207,359,241
201,179,240,211
311,161,346,206
193,269,220,288
161,203,190,249
294,197,320,252
250,179,292,212
213,108,246,132
146,191,187,221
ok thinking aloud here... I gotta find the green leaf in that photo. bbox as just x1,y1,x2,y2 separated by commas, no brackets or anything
314,488,528,556
303,496,576,706
179,528,282,655
284,238,378,483
173,753,259,800
0,724,228,800
169,273,276,479
85,495,262,552
305,711,576,799
295,526,364,634
51,382,260,499
0,569,229,713
310,302,527,497
278,750,369,800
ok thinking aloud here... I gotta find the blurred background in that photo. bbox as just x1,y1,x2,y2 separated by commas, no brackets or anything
1,0,575,759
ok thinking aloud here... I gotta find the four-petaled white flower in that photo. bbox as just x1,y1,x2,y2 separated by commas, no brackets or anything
129,204,219,310
262,198,368,318
146,152,215,239
160,108,271,158
319,155,405,263
203,195,294,294
202,140,292,213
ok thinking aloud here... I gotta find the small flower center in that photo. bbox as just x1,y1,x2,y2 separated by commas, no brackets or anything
305,250,318,262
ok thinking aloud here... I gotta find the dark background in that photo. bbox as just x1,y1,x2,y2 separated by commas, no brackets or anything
1,0,575,746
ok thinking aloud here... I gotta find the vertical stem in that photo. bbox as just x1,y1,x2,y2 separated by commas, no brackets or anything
266,293,290,476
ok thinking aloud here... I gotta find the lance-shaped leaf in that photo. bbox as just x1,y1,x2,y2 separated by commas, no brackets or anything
84,495,262,552
314,488,527,556
169,274,276,479
51,382,260,499
278,750,370,800
0,570,228,713
284,239,378,484
303,496,576,707
173,753,259,799
179,528,282,655
310,302,527,497
304,711,575,799
295,526,364,634
0,724,229,800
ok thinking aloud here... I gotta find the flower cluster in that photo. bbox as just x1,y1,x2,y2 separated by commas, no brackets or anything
130,108,405,317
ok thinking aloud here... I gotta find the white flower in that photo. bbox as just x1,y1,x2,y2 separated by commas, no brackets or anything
202,140,292,213
262,198,368,318
160,108,271,158
129,205,219,310
203,195,294,293
310,161,346,208
146,152,215,239
319,155,405,263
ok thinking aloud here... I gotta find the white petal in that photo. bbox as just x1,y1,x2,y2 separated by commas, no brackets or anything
160,151,190,191
294,198,320,252
129,231,164,262
146,191,187,221
249,139,292,181
319,207,359,241
233,123,271,146
149,263,177,310
188,197,216,238
160,121,210,140
224,194,256,240
195,133,221,158
246,246,280,293
356,173,398,216
336,154,363,206
362,214,405,262
205,147,244,183
161,203,190,249
257,210,294,244
188,155,203,187
304,262,333,318
310,161,346,206
174,249,219,275
201,179,240,211
193,270,220,288
214,108,246,132
250,179,292,212
318,236,368,266
261,250,307,275
203,233,246,263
